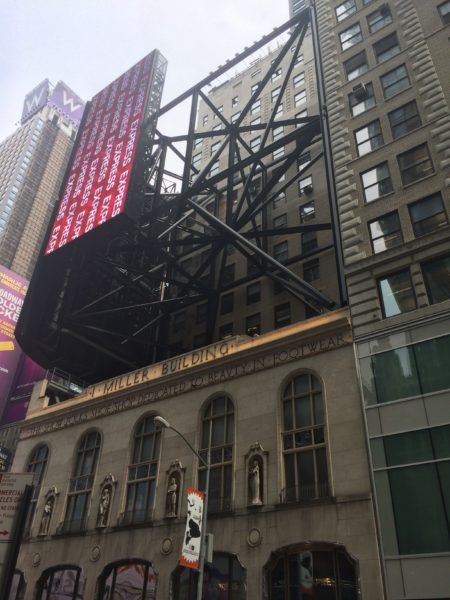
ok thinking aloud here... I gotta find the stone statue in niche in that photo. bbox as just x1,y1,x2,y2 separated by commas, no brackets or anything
96,485,112,527
166,476,178,517
249,458,263,505
39,496,54,535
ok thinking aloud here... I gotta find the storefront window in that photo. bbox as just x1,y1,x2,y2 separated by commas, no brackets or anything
172,553,246,599
36,566,86,600
266,545,358,600
97,560,157,600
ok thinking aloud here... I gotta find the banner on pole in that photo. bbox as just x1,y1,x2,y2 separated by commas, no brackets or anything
179,487,204,570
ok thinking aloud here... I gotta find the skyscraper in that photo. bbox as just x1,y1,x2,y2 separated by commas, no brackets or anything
0,79,84,279
311,0,450,597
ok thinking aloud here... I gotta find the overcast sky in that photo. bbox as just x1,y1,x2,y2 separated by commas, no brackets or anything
0,0,289,141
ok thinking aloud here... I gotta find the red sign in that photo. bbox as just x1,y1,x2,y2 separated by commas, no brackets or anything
45,53,156,254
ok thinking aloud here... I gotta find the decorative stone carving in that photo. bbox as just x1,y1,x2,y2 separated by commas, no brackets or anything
165,460,184,519
39,496,54,536
249,459,262,505
246,442,268,507
96,474,116,528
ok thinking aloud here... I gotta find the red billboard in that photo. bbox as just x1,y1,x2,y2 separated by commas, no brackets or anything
45,52,157,254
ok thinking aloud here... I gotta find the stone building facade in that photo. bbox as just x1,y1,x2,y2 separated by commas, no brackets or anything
11,309,384,599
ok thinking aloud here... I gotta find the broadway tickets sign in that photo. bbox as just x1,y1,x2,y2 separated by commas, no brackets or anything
0,267,28,419
45,52,156,254
180,488,204,570
0,473,33,586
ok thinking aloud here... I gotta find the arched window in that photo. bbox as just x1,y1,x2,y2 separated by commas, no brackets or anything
63,431,101,532
36,565,86,600
124,416,161,524
24,444,48,534
199,396,234,513
266,544,358,600
172,552,246,599
281,373,328,502
96,559,157,599
8,570,25,600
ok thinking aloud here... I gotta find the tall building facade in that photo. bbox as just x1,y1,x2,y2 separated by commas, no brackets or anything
0,80,84,280
312,0,450,598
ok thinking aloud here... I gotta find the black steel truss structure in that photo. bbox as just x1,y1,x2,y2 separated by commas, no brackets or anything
18,8,346,383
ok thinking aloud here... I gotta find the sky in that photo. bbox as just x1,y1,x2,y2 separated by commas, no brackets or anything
0,0,289,142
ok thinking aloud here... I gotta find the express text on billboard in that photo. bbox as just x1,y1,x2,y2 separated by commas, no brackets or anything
45,53,155,254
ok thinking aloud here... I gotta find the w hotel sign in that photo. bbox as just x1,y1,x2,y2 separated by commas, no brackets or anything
21,80,84,126
21,80,51,124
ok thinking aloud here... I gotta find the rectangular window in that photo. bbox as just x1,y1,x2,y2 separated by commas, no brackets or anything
295,54,304,66
293,72,305,88
192,153,202,169
231,111,241,123
409,193,448,237
303,259,320,282
271,87,281,103
302,231,318,253
250,116,261,126
378,269,416,317
273,213,287,229
398,143,434,186
210,141,221,156
339,23,362,51
361,162,393,202
209,161,219,177
273,191,287,209
294,90,306,106
274,241,289,264
271,68,282,81
296,109,308,126
202,115,208,126
300,201,315,223
251,99,261,114
273,126,284,141
193,137,203,149
298,152,311,170
275,103,283,118
275,303,291,328
344,51,368,81
336,0,357,22
349,82,375,116
220,292,234,314
381,64,410,99
422,254,450,304
299,176,313,195
388,100,421,139
246,282,261,305
367,5,393,33
273,147,285,160
369,211,403,253
355,119,384,156
250,137,261,152
246,313,261,336
231,96,238,107
438,1,450,24
373,32,400,63
251,83,259,95
213,106,223,120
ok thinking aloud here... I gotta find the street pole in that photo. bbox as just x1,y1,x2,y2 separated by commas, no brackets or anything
153,416,211,600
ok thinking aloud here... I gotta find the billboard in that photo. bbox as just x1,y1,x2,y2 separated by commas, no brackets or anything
48,81,85,126
0,268,28,417
20,79,51,124
0,355,46,426
45,52,158,255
